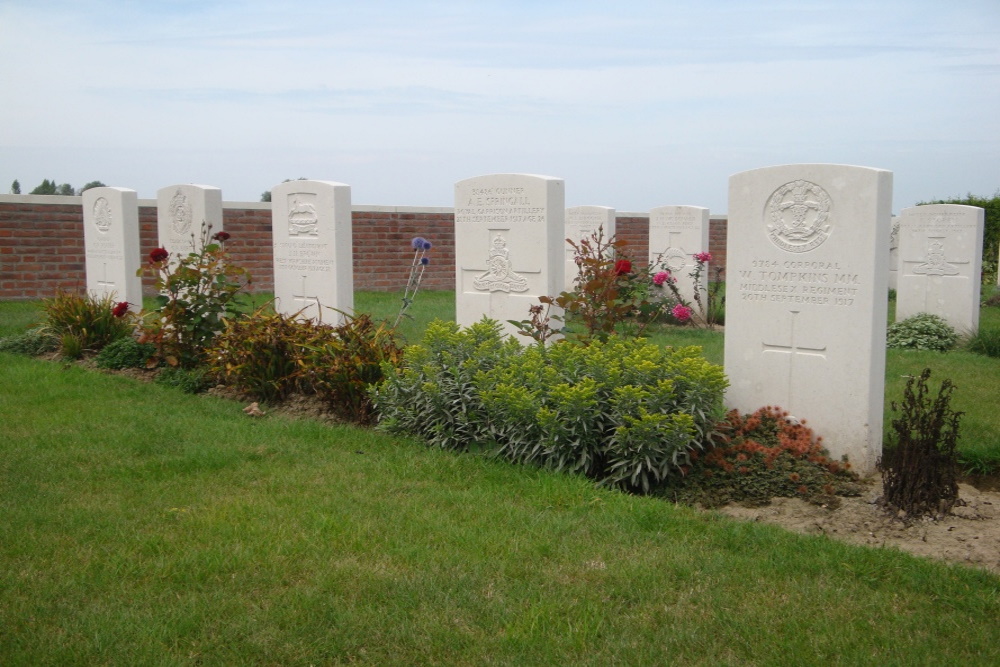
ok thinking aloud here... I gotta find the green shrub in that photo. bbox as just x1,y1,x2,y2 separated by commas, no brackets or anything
0,327,58,356
95,337,157,370
886,313,958,351
667,406,861,507
41,291,133,356
374,318,728,493
154,366,211,394
373,319,522,449
210,309,403,424
966,326,1000,358
209,306,313,402
297,313,404,424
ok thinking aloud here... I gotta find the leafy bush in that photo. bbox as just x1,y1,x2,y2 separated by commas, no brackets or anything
0,327,58,356
95,337,157,370
297,313,404,424
965,326,1000,358
668,406,861,507
879,369,961,516
373,319,522,449
210,309,403,424
374,318,728,493
886,313,958,351
209,306,313,402
41,291,133,358
154,366,211,394
138,226,250,368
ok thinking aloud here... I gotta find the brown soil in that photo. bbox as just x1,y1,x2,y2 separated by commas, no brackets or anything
714,476,1000,574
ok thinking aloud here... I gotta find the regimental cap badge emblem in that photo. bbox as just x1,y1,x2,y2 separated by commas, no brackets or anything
93,197,112,233
765,180,832,253
169,189,192,235
474,233,529,293
913,239,960,276
287,194,319,237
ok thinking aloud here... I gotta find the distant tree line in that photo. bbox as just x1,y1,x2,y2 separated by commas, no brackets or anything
9,179,106,196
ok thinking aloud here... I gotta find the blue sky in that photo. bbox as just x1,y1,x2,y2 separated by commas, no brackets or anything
1,0,997,213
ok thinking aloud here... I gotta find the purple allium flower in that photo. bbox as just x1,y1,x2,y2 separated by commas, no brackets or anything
420,257,430,265
411,237,428,250
422,240,432,250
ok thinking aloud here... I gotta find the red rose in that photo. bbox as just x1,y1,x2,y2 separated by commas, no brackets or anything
212,231,231,242
614,259,632,275
149,247,169,263
112,301,129,318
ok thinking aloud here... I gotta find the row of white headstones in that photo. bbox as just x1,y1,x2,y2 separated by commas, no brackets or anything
82,165,985,475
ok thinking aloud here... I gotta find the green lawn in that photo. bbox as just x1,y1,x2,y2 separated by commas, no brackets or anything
1,351,999,664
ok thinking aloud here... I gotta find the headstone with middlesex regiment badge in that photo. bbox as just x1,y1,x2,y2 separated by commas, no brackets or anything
725,164,892,475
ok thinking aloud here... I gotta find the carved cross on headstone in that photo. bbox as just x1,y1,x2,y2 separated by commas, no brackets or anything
761,310,827,413
458,229,543,321
96,262,116,297
292,275,321,320
900,235,971,311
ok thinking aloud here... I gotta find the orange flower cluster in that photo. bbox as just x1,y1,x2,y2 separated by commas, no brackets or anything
702,406,848,475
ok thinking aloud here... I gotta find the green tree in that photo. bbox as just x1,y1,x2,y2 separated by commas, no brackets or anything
79,181,106,193
260,177,309,202
30,179,57,195
55,183,74,196
10,179,20,194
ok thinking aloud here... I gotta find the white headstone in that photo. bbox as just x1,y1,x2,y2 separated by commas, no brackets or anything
271,179,354,324
454,173,565,338
565,205,616,290
648,205,710,305
82,187,142,312
888,216,900,291
725,164,892,475
896,204,984,333
156,184,223,257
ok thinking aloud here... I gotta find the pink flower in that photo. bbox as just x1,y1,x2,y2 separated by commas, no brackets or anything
672,304,692,323
694,251,712,264
652,271,671,286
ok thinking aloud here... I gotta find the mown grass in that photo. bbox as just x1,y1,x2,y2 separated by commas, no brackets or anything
1,352,999,664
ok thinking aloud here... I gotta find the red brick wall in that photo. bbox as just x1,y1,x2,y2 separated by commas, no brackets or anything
0,196,727,300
